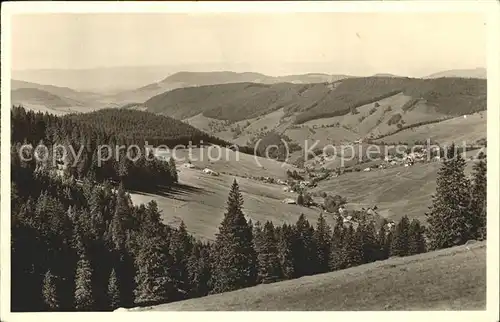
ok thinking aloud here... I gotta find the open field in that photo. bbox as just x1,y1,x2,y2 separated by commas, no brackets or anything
150,241,486,311
374,111,487,145
132,147,324,240
129,166,324,241
311,155,481,223
156,147,298,179
284,92,463,146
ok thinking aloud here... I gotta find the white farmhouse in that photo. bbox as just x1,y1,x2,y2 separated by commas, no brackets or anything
203,168,219,176
282,198,296,205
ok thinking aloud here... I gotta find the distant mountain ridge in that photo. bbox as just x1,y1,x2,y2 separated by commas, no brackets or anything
110,71,353,104
12,66,175,93
12,66,486,94
11,68,487,114
11,88,83,108
11,79,101,101
10,79,118,112
425,68,486,79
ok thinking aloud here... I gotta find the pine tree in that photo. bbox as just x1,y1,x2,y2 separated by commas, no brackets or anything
211,179,257,293
42,269,59,311
296,193,304,206
329,216,344,271
107,268,121,310
133,236,174,305
74,233,95,311
292,214,318,277
169,221,193,300
255,221,282,284
74,256,95,310
142,200,163,238
408,219,427,255
169,157,178,183
391,216,410,257
76,146,89,179
108,183,136,307
88,188,106,240
252,221,264,284
359,220,380,264
187,242,212,298
109,183,129,251
469,153,487,240
314,213,332,274
426,144,472,250
377,220,390,260
385,229,394,258
343,224,363,268
277,224,295,279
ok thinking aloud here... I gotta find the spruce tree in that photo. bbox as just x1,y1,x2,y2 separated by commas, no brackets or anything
314,213,332,274
469,153,487,240
133,236,174,305
385,229,394,258
169,221,193,300
255,221,282,284
142,200,163,238
74,234,95,311
343,224,363,268
377,220,390,260
252,221,264,284
109,183,136,307
211,179,257,293
391,216,410,257
88,188,106,241
277,224,295,279
426,144,472,250
169,157,178,183
292,214,318,277
109,183,129,250
359,220,379,264
408,219,427,255
187,242,212,298
107,268,121,310
296,193,304,206
42,269,59,311
329,216,344,271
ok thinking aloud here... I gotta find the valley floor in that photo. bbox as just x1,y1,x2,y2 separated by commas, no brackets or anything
129,148,484,240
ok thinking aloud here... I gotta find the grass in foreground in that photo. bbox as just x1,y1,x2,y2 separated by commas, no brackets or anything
149,241,485,311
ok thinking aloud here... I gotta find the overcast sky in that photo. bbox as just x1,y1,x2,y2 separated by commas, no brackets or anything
11,12,486,77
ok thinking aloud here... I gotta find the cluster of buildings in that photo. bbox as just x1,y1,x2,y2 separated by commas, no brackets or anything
382,148,439,168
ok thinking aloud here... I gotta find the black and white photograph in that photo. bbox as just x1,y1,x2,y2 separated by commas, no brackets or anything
1,1,499,319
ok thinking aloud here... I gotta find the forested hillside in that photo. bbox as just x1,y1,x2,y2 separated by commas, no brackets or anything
11,106,252,191
143,77,486,124
65,109,231,147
